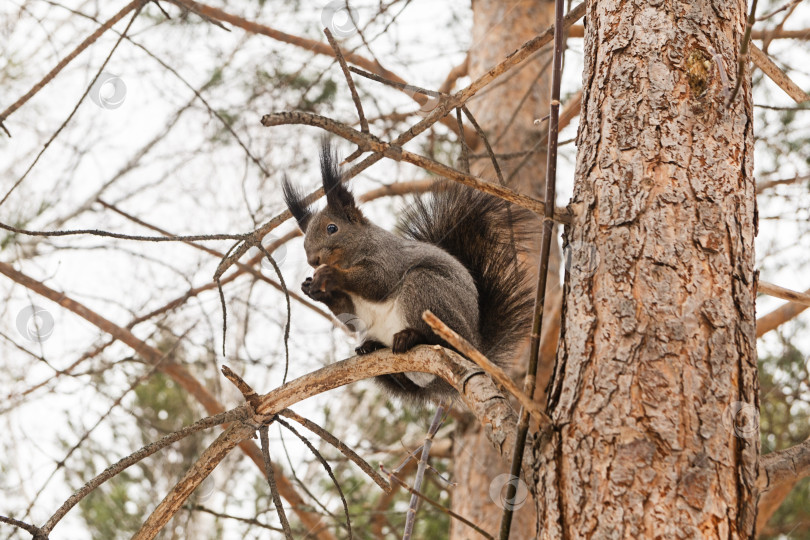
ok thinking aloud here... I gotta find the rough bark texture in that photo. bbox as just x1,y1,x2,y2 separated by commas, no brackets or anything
537,0,759,537
452,1,557,537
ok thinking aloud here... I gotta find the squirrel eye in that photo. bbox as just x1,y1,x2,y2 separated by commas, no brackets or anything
326,223,338,235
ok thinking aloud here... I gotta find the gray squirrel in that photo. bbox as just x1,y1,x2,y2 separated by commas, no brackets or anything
283,142,532,403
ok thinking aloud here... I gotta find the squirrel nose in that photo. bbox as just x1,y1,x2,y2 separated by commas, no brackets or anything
307,254,321,267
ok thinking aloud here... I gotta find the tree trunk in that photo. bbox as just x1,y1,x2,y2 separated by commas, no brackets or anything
535,0,759,537
452,0,557,537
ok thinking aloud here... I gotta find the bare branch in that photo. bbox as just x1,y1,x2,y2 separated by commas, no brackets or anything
260,111,570,223
756,287,810,337
422,311,550,428
757,437,810,532
279,409,390,492
0,0,142,126
0,515,41,537
403,402,447,539
41,409,246,535
382,465,494,539
324,28,368,135
749,43,810,103
133,422,256,540
260,423,294,540
756,172,809,193
0,261,336,540
759,280,810,306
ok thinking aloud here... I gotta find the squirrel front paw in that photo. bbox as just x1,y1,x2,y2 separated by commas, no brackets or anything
301,266,341,302
301,276,329,302
310,264,339,294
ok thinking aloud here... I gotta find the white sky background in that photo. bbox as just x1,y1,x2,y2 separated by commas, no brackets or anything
1,0,809,538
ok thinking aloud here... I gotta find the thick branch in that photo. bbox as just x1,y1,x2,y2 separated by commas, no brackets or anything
749,43,810,103
134,422,256,540
759,280,810,306
756,286,810,337
252,346,523,465
757,438,810,531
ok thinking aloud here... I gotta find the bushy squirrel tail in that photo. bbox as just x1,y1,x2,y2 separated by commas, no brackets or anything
397,183,533,364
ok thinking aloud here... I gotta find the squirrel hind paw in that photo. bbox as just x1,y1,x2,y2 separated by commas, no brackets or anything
391,328,427,353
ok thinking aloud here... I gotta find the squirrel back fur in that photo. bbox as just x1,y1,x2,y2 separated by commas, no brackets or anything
396,182,533,366
284,142,532,404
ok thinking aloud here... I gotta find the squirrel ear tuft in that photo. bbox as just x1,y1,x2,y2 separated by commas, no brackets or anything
320,140,366,224
282,174,312,232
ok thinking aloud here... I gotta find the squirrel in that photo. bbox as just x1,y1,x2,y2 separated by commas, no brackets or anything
283,141,532,403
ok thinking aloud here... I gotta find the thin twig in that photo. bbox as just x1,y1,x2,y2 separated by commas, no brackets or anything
40,408,246,535
277,418,353,539
348,66,443,98
0,220,249,243
184,504,285,532
221,365,261,410
0,515,40,536
0,0,142,126
0,2,145,208
256,243,291,383
279,408,390,492
382,466,494,540
403,402,447,539
728,0,759,105
325,27,368,134
215,3,585,281
501,0,566,536
422,311,551,427
260,423,294,539
456,108,470,173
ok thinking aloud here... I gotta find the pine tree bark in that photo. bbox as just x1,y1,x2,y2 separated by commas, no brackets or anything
535,0,759,537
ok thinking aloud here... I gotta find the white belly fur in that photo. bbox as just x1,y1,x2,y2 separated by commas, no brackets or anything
349,294,436,388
